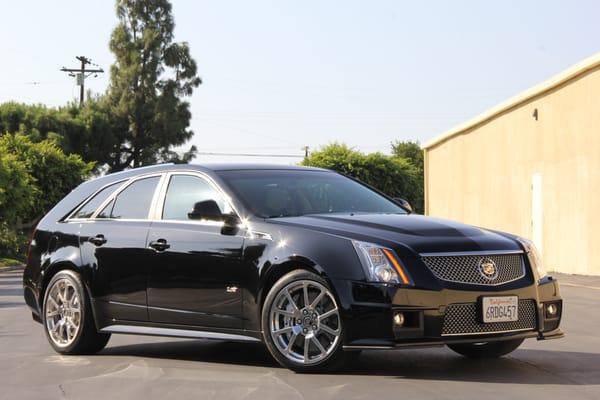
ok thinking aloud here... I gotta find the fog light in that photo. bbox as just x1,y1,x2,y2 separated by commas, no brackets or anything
393,312,405,326
546,303,558,317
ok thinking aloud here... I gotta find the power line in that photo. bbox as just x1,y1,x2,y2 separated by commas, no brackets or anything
0,80,63,86
60,56,104,106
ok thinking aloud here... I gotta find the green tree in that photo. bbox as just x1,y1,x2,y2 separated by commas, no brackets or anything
302,143,422,212
391,140,423,172
59,97,122,168
0,100,119,171
106,0,201,170
391,140,424,212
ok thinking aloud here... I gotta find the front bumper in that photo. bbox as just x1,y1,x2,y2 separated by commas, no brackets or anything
334,276,563,349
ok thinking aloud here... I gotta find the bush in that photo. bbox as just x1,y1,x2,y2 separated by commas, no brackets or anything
0,222,27,259
0,151,34,222
0,134,94,258
0,134,94,222
0,152,34,258
301,143,423,213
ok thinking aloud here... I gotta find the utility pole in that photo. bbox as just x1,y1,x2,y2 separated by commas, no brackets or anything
60,56,104,106
302,146,310,158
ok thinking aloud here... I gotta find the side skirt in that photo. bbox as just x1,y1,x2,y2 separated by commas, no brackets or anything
100,324,262,343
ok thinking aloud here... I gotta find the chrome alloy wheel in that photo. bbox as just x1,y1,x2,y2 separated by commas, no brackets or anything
45,278,82,347
269,280,341,365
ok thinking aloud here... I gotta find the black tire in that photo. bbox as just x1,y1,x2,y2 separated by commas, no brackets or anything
262,270,351,373
42,270,111,355
447,338,524,358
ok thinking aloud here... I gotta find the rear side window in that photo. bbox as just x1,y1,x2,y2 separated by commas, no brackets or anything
72,181,123,219
99,176,160,219
162,175,231,220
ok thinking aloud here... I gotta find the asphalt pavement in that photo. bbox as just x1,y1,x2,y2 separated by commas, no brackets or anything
1,268,599,400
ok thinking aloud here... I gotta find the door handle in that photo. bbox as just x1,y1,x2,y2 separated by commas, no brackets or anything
149,239,170,252
89,234,107,246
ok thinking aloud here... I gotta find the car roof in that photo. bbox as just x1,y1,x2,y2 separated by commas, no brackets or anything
103,163,330,177
197,163,328,172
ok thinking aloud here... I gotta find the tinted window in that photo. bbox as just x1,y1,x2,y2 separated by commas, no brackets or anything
162,175,231,220
72,181,123,219
217,170,406,218
100,176,160,219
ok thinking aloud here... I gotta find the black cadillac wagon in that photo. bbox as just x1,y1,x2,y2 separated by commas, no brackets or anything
23,163,563,372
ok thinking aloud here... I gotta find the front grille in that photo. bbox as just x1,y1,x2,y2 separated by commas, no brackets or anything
421,253,526,286
441,299,537,336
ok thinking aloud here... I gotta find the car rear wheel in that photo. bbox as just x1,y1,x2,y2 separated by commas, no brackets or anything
262,270,351,372
447,338,524,358
43,270,110,354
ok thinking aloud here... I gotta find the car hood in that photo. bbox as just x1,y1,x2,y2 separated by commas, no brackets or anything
268,213,521,254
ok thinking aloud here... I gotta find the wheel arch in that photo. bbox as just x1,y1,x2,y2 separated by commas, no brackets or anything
39,262,94,315
257,255,338,328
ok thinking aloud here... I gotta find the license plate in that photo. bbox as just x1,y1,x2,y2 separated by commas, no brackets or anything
482,296,519,323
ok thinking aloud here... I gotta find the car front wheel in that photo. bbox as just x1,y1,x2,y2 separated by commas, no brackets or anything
262,270,352,372
447,338,524,358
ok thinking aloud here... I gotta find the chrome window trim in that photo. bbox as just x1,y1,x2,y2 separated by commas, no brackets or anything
73,218,233,230
152,171,242,224
148,173,169,220
64,179,129,222
89,173,164,220
63,169,246,229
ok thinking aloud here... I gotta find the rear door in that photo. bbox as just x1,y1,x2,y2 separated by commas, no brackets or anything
78,174,162,322
146,172,246,329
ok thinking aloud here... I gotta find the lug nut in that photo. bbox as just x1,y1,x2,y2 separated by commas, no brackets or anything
303,328,308,334
303,309,308,315
312,325,317,330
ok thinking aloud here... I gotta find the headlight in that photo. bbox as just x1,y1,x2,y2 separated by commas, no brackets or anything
352,241,412,285
516,237,547,279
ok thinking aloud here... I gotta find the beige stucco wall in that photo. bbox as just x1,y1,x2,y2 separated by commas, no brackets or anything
424,61,600,276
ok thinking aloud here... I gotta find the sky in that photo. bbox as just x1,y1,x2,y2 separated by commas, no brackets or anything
1,0,600,165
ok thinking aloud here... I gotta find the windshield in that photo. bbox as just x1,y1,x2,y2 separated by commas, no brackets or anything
217,169,407,218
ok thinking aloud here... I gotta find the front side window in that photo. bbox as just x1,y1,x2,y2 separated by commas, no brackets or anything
72,181,123,219
98,176,160,219
162,175,231,220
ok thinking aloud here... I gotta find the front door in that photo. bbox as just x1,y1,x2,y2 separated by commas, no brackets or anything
146,173,245,329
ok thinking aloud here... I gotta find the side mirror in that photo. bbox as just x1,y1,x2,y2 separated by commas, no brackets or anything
188,200,224,221
393,197,413,213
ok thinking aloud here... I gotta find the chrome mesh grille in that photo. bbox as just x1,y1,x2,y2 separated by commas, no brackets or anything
421,253,526,286
442,299,537,336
